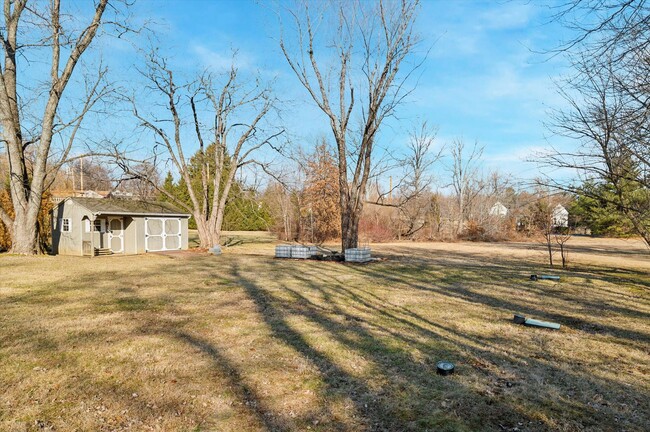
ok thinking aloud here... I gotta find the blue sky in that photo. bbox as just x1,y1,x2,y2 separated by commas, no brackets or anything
86,0,577,184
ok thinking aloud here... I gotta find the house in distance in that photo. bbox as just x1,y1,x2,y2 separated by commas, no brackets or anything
552,204,569,228
51,197,191,256
489,201,508,217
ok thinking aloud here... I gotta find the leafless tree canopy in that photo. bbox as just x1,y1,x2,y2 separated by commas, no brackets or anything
447,139,485,235
280,0,422,250
389,121,443,237
543,0,650,247
552,0,650,60
121,50,284,248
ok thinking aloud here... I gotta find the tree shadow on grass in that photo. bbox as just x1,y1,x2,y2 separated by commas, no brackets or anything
460,238,650,258
172,330,288,431
226,258,650,431
376,246,650,319
3,251,649,431
124,253,649,431
348,255,650,356
227,262,536,431
222,254,648,431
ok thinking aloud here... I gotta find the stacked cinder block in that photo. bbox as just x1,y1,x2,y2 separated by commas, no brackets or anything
344,247,371,263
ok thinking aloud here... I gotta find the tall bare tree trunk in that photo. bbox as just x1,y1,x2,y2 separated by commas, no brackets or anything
341,200,361,250
194,208,226,249
0,0,110,254
280,0,421,251
11,208,38,254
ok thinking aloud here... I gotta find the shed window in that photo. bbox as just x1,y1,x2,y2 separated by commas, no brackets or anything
86,219,104,232
61,218,71,232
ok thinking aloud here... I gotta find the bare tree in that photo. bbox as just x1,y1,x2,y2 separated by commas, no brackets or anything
71,157,112,191
552,1,650,178
531,196,556,268
528,188,573,268
555,229,571,269
551,0,650,62
121,53,283,248
447,139,485,236
114,161,161,200
543,0,650,248
395,121,443,238
544,53,650,247
0,0,123,254
263,181,295,241
280,0,422,250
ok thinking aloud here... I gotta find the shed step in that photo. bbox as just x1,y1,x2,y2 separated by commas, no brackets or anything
94,248,112,256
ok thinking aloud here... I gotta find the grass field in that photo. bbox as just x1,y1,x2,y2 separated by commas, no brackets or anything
1,236,648,431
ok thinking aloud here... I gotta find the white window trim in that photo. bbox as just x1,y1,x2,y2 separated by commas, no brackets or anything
94,219,105,233
61,218,71,233
85,219,106,233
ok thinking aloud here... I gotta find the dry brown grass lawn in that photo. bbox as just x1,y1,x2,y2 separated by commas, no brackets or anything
0,237,648,431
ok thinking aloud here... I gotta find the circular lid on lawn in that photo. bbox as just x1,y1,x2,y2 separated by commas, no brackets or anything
436,361,455,375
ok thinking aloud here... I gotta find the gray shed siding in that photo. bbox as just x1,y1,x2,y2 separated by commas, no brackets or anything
134,217,146,254
51,201,89,256
181,218,189,249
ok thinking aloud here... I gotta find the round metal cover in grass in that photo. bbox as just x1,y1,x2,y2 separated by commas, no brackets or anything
436,361,455,376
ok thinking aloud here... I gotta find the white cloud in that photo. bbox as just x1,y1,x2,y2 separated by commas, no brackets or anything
477,3,536,30
486,144,552,163
190,43,254,72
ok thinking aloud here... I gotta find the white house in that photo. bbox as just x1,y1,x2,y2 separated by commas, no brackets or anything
552,204,569,228
489,201,508,217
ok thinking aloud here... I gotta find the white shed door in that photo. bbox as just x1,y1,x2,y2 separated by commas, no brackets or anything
145,218,182,252
108,217,124,253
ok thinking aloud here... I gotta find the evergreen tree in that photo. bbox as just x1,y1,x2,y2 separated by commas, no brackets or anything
160,148,271,231
160,172,177,202
570,180,635,237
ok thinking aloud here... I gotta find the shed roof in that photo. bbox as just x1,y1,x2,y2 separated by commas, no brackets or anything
62,197,190,217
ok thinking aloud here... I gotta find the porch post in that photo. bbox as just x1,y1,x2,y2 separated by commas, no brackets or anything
90,214,95,258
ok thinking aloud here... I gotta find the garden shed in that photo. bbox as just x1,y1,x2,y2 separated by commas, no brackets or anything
51,197,191,256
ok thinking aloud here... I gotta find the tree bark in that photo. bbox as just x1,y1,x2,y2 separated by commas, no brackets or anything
341,204,360,250
195,215,222,249
11,210,38,254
